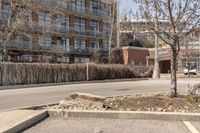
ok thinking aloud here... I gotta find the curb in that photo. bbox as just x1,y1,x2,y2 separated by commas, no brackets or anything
1,110,48,133
0,78,149,90
48,110,200,121
0,103,59,112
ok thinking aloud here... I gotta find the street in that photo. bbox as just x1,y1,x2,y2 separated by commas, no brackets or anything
0,79,199,110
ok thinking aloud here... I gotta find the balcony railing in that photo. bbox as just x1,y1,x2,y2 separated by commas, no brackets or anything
23,0,111,19
16,22,108,39
0,40,109,56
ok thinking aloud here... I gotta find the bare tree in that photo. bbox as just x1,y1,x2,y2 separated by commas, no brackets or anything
179,36,199,78
132,0,200,97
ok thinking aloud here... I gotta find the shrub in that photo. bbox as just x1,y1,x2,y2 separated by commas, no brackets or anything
0,63,153,86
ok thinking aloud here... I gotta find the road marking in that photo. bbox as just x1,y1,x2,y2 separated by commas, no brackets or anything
183,121,199,133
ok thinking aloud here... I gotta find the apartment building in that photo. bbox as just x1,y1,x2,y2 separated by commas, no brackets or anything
0,0,116,63
120,19,200,73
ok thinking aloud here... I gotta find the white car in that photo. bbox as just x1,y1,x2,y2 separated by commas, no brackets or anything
184,67,197,75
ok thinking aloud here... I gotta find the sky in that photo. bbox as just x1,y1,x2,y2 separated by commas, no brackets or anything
119,0,138,18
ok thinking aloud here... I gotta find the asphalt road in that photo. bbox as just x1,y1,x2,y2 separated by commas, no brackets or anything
25,117,200,133
0,79,199,110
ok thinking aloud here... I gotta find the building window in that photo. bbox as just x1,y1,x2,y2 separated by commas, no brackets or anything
38,12,51,27
57,0,69,8
90,20,99,34
62,57,70,63
38,55,52,63
16,35,32,49
103,42,109,50
16,8,32,23
75,0,86,12
70,0,86,12
74,39,86,50
0,3,10,21
103,22,111,36
75,57,88,63
57,38,70,51
39,36,51,47
0,53,2,62
90,41,99,49
16,55,32,62
74,17,86,32
56,14,69,32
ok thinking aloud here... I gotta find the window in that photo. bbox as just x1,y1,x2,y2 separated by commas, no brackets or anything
38,55,52,63
90,41,99,49
16,35,32,49
103,22,111,36
56,14,69,32
38,12,51,27
16,55,32,62
75,57,87,63
57,0,68,8
39,36,51,47
103,42,109,50
0,53,3,62
61,57,70,63
90,20,99,34
16,8,32,23
70,0,86,12
74,17,86,32
74,39,86,50
1,3,10,20
57,38,70,51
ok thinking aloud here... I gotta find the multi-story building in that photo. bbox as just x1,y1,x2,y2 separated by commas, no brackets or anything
0,0,117,63
120,19,200,74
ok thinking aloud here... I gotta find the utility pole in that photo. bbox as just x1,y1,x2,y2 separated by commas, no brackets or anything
116,0,120,48
153,6,160,78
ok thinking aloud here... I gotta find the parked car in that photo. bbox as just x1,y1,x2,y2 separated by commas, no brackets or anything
184,66,197,75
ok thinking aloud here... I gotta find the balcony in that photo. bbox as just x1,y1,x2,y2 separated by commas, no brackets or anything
16,22,107,39
23,0,111,20
5,41,97,56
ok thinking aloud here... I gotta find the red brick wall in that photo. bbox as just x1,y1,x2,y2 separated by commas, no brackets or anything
122,48,150,66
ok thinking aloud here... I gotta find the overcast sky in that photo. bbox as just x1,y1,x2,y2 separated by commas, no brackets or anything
119,0,138,18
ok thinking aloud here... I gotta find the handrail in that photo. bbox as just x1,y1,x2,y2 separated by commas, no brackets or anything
3,41,108,55
16,21,109,39
23,0,111,19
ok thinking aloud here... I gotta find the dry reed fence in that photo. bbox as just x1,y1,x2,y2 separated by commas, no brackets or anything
0,63,153,86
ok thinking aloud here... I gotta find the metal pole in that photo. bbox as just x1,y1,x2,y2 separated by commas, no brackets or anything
116,0,120,48
86,62,89,81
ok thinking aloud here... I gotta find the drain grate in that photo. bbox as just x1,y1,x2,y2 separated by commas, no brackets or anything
115,88,131,91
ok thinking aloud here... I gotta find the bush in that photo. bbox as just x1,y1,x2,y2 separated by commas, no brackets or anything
0,63,153,86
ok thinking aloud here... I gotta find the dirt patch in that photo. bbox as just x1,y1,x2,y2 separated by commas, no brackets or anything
52,93,200,113
105,95,200,113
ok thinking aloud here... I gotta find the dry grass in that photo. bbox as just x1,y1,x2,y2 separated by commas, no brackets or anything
0,63,152,86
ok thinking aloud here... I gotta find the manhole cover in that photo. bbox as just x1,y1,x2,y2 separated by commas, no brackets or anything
116,88,131,91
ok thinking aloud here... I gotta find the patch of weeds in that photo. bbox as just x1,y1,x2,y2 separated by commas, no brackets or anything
115,98,128,106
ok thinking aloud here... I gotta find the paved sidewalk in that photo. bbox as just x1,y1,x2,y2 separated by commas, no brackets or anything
0,110,47,133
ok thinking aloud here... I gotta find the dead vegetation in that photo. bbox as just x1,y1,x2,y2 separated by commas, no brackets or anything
52,93,200,113
0,63,153,86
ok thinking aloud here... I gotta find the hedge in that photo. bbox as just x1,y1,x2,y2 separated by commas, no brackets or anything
0,63,153,86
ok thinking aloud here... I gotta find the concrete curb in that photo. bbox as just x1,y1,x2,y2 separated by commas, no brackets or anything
2,110,48,133
48,110,200,121
0,103,59,112
0,78,149,90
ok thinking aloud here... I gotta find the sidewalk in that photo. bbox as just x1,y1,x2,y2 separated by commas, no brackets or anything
0,110,48,133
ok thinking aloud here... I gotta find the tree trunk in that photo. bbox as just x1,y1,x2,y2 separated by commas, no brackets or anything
171,51,177,97
187,60,190,78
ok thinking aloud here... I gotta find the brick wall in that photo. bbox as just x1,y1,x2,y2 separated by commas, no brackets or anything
122,47,150,66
